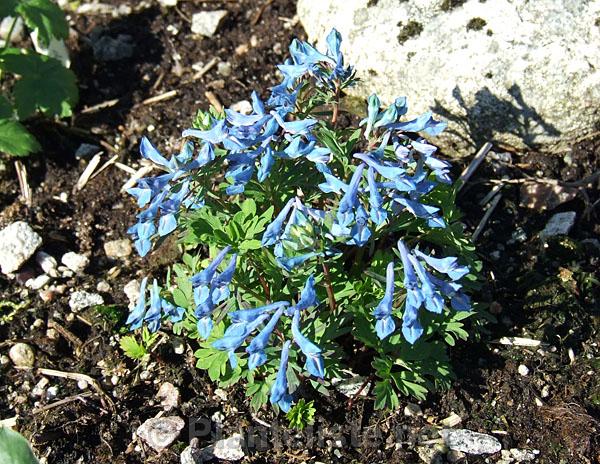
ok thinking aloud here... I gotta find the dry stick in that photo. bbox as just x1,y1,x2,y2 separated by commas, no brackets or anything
24,367,116,412
32,392,93,414
14,160,32,206
346,374,374,411
121,165,154,192
90,154,119,180
251,0,274,26
141,89,178,106
114,162,137,175
99,139,117,153
457,142,493,192
47,320,82,350
205,91,223,112
76,152,103,191
80,98,119,114
321,261,337,313
472,193,502,242
188,57,219,83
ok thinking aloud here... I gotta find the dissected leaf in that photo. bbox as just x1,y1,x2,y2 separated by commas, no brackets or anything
119,335,147,359
0,51,77,119
15,0,69,46
0,118,40,156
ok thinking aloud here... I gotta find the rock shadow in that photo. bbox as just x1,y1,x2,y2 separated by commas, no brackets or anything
432,84,561,150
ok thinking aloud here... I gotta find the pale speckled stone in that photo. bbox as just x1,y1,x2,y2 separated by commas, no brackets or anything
0,222,42,274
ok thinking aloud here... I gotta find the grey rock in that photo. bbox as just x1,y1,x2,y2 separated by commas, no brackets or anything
331,372,370,398
191,10,228,37
510,448,537,461
96,280,111,293
403,402,423,417
104,239,133,258
0,17,25,43
297,0,600,153
26,274,51,290
75,143,101,160
61,252,89,273
440,428,501,455
539,211,576,240
180,445,203,464
0,222,43,274
201,433,245,461
36,251,57,274
217,61,232,77
159,0,178,6
137,416,185,452
9,343,35,367
69,291,104,312
417,445,444,464
92,34,134,61
157,382,180,411
123,279,141,309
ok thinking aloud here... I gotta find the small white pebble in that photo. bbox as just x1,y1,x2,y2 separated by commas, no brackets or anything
534,397,544,407
110,375,119,385
541,385,550,398
77,379,89,390
46,386,59,400
568,347,575,363
518,364,529,376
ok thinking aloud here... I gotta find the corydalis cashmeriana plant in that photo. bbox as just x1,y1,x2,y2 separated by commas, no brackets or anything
124,29,478,412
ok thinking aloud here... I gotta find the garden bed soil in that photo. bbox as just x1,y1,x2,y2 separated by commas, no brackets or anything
0,1,598,463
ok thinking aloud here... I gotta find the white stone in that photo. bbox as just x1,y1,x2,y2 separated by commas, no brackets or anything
158,0,178,6
46,386,59,401
297,0,600,153
191,10,228,37
9,343,35,367
36,251,57,274
539,211,576,240
230,100,252,115
32,378,49,397
124,279,141,309
172,338,185,355
69,291,104,312
77,380,89,390
217,61,232,77
213,388,228,402
211,411,225,424
518,364,529,376
440,412,463,427
440,429,502,455
137,416,185,452
0,222,42,274
96,281,111,292
510,448,537,461
0,17,25,43
201,433,245,461
61,252,89,273
157,382,180,411
180,445,203,464
331,373,370,398
403,402,423,417
104,239,133,258
26,274,51,290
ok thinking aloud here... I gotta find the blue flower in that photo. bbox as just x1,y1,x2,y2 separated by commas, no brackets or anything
246,306,285,369
126,277,148,330
367,167,387,225
145,279,163,333
383,111,447,136
262,198,296,246
338,163,365,215
348,204,371,246
373,262,396,340
291,309,325,378
413,249,469,281
270,340,293,412
293,274,319,311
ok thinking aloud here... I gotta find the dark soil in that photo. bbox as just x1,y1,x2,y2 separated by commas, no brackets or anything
0,1,598,463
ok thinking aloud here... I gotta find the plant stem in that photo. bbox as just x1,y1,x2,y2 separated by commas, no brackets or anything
331,81,341,128
321,260,337,313
2,16,18,51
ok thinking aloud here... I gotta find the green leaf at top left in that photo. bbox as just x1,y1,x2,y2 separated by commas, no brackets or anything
0,51,77,119
0,426,39,464
15,0,69,46
0,119,41,156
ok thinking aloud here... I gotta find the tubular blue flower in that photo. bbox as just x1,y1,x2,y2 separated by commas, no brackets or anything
257,146,275,182
367,167,387,225
393,197,446,228
349,205,371,246
262,198,295,246
354,152,409,183
383,111,447,136
190,246,232,287
270,340,293,412
291,310,325,378
402,303,423,345
373,262,396,339
276,252,319,272
398,240,424,344
129,221,156,257
229,302,289,323
212,313,270,352
126,277,148,330
338,163,365,215
360,94,380,138
145,279,163,333
210,253,237,304
182,119,228,144
294,274,319,311
246,306,285,369
162,300,185,323
271,111,318,135
408,254,444,314
413,250,469,281
197,316,213,340
318,172,348,194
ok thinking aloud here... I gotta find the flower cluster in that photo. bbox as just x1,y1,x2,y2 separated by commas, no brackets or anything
211,274,324,412
373,240,471,344
123,28,475,412
126,277,185,333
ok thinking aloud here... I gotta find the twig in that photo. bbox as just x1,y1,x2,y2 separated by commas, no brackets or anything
90,154,119,180
99,140,117,154
114,162,137,175
32,392,93,414
80,98,119,114
472,193,502,242
76,153,103,191
251,0,274,26
34,367,115,412
346,374,373,411
47,320,82,350
321,261,337,313
187,57,219,83
141,90,178,106
14,160,32,206
457,142,493,192
205,91,223,112
121,165,154,192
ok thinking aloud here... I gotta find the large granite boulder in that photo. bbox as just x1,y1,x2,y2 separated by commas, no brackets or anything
297,0,600,154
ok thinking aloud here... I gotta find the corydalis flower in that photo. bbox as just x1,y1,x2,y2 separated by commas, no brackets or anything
126,277,185,333
270,341,293,412
373,262,396,340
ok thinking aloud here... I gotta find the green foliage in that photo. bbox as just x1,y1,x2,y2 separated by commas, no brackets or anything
119,327,159,360
286,398,316,430
0,0,77,157
0,427,39,464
